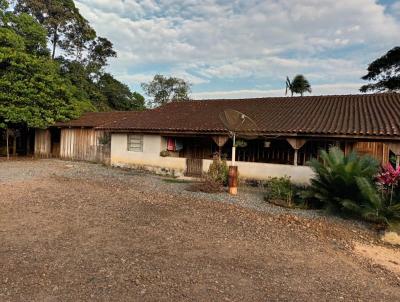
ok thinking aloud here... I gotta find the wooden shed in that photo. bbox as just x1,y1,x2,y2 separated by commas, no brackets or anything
34,112,136,164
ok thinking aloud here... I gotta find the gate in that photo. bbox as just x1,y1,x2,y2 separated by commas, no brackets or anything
185,158,203,177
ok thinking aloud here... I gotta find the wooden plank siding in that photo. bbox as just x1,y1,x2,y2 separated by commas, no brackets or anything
351,141,390,164
60,128,110,164
34,129,51,157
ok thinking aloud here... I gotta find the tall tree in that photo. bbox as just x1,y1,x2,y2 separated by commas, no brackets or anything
286,75,312,97
15,0,94,59
85,37,116,78
141,74,191,107
360,47,400,93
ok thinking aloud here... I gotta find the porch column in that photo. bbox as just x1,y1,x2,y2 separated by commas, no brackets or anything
385,142,400,168
287,138,307,166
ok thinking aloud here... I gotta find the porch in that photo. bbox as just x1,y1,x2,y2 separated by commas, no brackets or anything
161,135,392,167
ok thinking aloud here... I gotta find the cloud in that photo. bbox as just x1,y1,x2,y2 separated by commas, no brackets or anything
75,0,400,97
192,83,363,99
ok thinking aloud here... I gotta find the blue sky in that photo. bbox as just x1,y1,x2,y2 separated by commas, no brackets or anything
75,0,400,99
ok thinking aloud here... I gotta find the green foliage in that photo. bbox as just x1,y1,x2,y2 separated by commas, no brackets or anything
4,12,48,55
264,176,305,208
207,157,229,186
264,177,293,202
303,147,379,213
0,47,92,128
12,0,139,112
360,46,400,93
234,139,247,148
141,74,191,107
15,0,93,59
286,75,312,96
0,27,25,49
342,177,400,227
98,73,145,111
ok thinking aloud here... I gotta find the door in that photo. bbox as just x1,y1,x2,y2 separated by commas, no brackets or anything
185,158,203,177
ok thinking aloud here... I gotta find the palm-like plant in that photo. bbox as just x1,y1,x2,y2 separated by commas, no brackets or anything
303,147,379,213
285,76,294,96
343,178,400,226
286,75,312,97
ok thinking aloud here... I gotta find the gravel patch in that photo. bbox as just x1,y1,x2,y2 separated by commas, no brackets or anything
0,159,399,301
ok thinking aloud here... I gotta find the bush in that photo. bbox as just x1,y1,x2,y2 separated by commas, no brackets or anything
160,150,170,157
207,157,229,186
303,147,379,214
343,177,400,228
264,176,305,208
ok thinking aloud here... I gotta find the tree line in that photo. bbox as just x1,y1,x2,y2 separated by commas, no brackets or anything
0,0,145,133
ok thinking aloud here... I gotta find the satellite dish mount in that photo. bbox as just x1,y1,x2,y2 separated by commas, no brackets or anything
219,109,258,195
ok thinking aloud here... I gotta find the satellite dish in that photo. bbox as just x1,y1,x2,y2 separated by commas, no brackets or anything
219,109,258,167
219,109,258,136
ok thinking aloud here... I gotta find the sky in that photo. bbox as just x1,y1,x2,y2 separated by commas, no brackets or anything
75,0,400,99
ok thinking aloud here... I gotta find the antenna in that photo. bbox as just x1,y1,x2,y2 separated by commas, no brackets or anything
219,109,258,167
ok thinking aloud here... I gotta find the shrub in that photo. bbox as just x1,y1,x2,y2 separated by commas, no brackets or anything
264,176,306,208
160,150,170,157
344,177,400,228
303,147,379,214
207,157,229,186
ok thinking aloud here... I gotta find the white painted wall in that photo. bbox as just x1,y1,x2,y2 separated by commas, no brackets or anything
111,133,186,176
203,159,314,184
111,133,314,183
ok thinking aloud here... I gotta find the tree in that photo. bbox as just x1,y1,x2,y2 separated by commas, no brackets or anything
360,47,400,93
98,73,145,111
141,74,191,107
286,75,312,97
15,0,95,59
0,14,93,132
85,37,116,78
3,12,48,55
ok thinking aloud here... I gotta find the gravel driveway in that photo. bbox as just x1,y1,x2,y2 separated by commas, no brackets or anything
0,159,399,301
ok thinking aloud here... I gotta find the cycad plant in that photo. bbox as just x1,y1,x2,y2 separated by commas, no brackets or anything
304,147,379,213
343,178,400,227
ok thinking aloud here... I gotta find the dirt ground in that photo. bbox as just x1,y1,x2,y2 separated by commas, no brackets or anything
0,159,399,301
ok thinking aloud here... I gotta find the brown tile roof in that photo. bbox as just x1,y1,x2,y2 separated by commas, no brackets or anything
55,111,142,128
63,93,400,139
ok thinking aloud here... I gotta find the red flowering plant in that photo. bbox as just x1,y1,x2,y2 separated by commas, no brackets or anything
376,163,400,205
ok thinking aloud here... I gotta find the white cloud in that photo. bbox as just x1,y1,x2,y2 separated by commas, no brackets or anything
75,0,400,96
192,83,363,99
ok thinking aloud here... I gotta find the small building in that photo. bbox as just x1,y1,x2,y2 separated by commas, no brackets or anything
95,93,400,184
34,112,138,164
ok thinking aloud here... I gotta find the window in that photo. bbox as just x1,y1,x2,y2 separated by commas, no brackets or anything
127,134,143,152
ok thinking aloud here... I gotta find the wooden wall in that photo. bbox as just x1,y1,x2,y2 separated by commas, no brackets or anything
34,129,51,157
350,141,390,164
60,128,110,164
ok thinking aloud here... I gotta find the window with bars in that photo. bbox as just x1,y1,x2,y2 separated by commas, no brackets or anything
127,134,143,152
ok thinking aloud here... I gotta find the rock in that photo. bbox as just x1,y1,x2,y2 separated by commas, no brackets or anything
381,231,400,246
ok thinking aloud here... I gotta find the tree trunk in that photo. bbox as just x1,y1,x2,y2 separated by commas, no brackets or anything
6,128,9,160
13,132,16,156
51,26,59,60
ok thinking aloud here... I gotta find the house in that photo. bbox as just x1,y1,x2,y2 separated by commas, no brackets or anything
36,93,400,184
